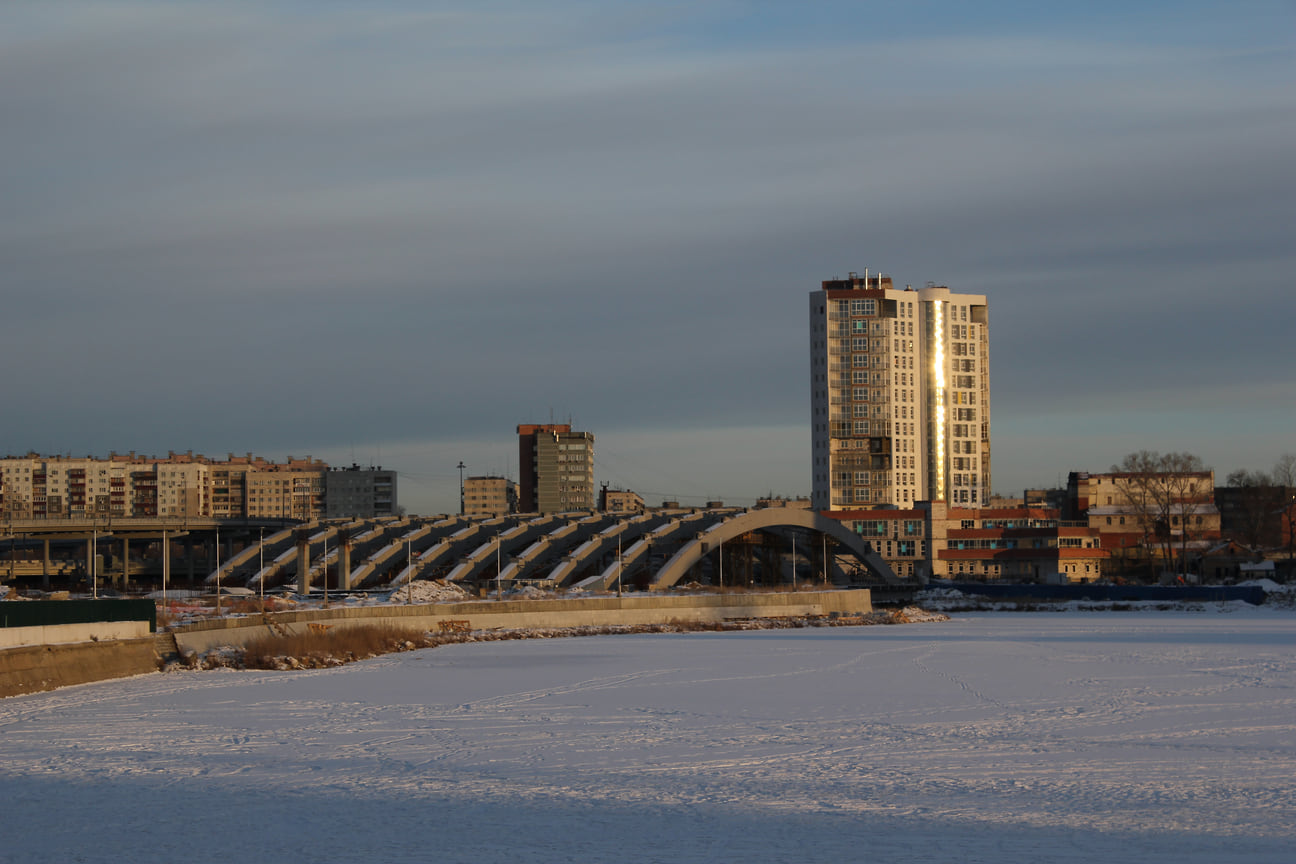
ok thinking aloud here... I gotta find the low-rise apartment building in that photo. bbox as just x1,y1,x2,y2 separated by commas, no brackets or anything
826,501,1107,583
0,452,394,521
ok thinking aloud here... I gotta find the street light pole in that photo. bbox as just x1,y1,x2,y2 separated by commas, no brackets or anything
718,538,723,590
792,532,797,591
822,533,828,586
215,527,221,616
457,462,466,516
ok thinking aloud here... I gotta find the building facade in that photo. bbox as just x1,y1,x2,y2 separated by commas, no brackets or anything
517,424,595,514
600,487,644,514
463,475,517,517
1065,470,1221,546
0,452,394,521
325,466,398,519
826,502,1107,583
809,271,991,511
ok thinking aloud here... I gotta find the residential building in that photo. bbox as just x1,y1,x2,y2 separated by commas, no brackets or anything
755,496,812,510
0,452,390,521
325,466,398,518
600,487,644,514
809,271,991,512
825,502,1106,583
463,475,517,517
1214,483,1292,549
1065,470,1221,548
517,424,595,514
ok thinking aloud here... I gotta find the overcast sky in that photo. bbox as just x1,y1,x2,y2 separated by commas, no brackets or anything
2,1,1293,514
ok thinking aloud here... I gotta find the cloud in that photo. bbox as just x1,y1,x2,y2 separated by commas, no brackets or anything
2,2,1293,512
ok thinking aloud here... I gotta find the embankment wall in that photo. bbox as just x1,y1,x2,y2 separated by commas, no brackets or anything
2,590,871,697
0,638,158,698
172,590,873,653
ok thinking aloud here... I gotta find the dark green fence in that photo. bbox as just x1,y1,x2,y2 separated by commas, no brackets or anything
0,599,156,632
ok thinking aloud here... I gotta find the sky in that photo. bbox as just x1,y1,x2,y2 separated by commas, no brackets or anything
2,1,1293,515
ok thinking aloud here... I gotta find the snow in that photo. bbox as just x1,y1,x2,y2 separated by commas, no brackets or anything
2,610,1294,863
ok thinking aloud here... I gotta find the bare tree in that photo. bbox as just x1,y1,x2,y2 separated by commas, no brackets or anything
1224,469,1278,549
1274,454,1296,561
1111,451,1209,580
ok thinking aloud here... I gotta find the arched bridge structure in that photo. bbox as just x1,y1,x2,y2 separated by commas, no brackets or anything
202,508,902,594
647,507,896,590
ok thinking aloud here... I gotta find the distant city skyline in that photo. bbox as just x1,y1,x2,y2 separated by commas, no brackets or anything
3,2,1292,516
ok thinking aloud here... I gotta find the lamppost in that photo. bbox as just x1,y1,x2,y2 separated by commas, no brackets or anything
791,531,797,591
718,538,723,590
495,532,502,600
457,462,466,516
822,533,828,586
214,527,221,615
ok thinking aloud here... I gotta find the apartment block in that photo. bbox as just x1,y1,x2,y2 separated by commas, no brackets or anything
809,271,991,511
325,466,398,519
0,452,392,521
463,475,517,517
517,424,595,514
1065,469,1221,556
827,502,1106,583
600,487,644,514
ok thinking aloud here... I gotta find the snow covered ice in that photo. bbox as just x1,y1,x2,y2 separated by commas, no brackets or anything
1,609,1293,863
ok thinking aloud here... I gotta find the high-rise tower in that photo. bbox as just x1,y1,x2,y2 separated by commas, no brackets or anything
517,423,595,514
809,272,990,511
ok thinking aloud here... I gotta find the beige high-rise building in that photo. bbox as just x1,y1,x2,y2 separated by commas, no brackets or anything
809,271,991,511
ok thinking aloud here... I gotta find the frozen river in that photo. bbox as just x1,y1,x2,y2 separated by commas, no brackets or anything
1,610,1293,863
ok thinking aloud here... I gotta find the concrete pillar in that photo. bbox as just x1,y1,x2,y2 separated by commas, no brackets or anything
296,532,311,595
162,531,170,599
121,536,129,591
42,539,50,590
185,536,195,586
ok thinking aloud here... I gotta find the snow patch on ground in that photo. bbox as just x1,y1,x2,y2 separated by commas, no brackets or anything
2,612,1292,863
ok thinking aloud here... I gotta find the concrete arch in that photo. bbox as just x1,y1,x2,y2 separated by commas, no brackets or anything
650,509,898,590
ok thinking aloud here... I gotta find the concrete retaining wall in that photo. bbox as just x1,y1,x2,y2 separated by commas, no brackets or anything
0,621,151,650
172,590,874,655
1,590,871,698
0,638,158,699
